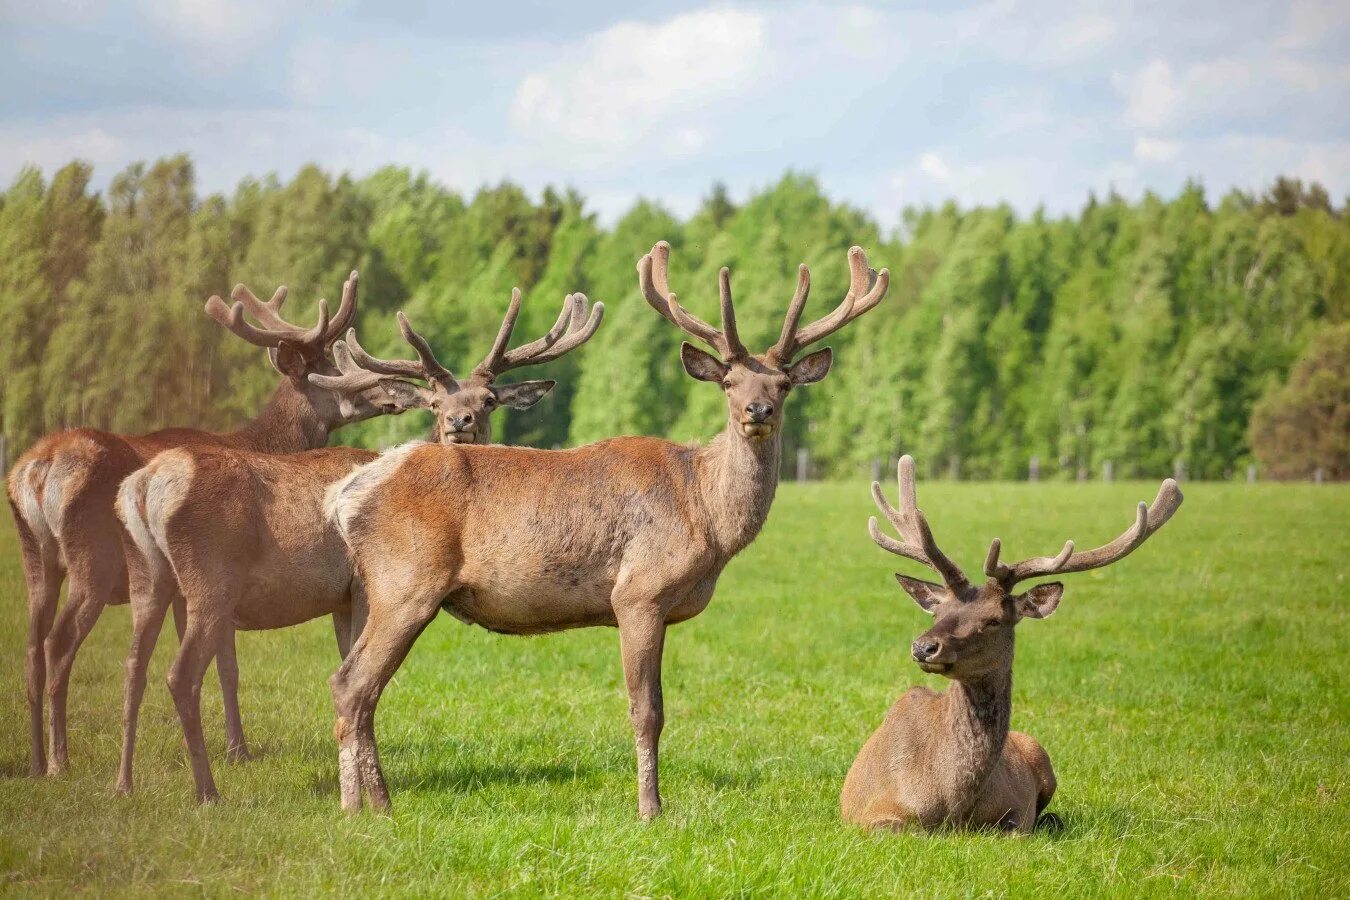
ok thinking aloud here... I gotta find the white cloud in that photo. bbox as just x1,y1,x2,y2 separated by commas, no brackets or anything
1277,0,1350,49
509,8,768,156
918,152,952,181
1116,59,1182,129
1117,55,1350,131
1134,137,1180,162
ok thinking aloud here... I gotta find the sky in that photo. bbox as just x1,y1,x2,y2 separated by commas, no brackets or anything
1,0,1348,226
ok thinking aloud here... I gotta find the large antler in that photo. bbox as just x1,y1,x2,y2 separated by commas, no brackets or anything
983,479,1184,586
206,270,358,354
868,455,969,588
472,290,605,381
768,246,890,364
638,240,748,361
309,311,454,398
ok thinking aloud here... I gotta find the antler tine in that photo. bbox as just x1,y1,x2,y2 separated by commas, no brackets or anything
396,312,456,384
306,340,392,396
343,327,424,379
784,246,890,358
473,288,524,378
501,293,606,369
637,240,737,358
868,516,933,569
718,267,748,358
233,285,291,330
770,264,811,362
500,293,577,364
997,479,1184,585
869,455,969,588
210,276,338,351
322,270,359,345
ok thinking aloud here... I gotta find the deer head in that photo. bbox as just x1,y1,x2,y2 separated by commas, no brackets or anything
638,241,888,444
869,456,1183,680
206,271,390,427
310,290,603,445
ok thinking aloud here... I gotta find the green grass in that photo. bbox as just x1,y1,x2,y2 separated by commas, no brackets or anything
0,481,1346,896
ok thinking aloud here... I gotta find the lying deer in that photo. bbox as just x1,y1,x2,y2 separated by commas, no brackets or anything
114,291,602,802
841,456,1182,833
324,241,887,818
4,273,397,776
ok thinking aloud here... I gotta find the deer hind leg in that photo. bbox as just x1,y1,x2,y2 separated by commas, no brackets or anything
167,609,231,804
215,625,250,762
329,594,437,814
116,558,175,796
614,602,669,822
12,506,62,777
44,553,117,775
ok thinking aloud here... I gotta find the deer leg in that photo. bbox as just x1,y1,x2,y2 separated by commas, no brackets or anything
44,563,113,775
615,606,668,821
167,611,229,804
15,514,61,778
116,561,174,796
215,625,250,762
332,609,354,660
330,602,435,814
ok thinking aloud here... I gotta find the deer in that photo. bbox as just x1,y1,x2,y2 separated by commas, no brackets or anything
4,272,401,777
841,456,1183,833
112,290,603,802
321,240,888,819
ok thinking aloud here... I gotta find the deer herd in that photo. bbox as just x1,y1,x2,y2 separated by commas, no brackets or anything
5,240,1182,833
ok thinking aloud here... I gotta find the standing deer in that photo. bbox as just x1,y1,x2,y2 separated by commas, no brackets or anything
113,291,602,801
4,273,396,776
841,456,1182,832
323,241,888,818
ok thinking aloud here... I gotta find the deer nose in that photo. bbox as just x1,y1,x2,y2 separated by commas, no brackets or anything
746,402,774,422
912,639,941,661
450,413,474,430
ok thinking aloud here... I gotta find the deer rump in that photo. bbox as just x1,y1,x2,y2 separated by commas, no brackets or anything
120,446,373,631
330,439,723,636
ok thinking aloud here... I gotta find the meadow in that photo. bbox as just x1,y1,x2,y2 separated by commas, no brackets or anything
0,480,1346,896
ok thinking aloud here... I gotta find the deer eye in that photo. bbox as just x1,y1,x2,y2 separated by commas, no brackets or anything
483,397,497,409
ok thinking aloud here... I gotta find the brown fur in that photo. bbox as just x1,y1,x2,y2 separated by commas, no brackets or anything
323,242,887,818
113,446,375,801
842,457,1181,833
112,296,600,802
4,279,389,777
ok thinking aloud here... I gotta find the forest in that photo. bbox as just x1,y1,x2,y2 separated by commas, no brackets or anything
0,157,1346,480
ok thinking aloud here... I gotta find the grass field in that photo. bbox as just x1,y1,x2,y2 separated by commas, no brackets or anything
0,480,1346,896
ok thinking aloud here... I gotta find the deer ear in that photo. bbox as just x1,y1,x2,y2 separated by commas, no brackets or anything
895,573,945,613
786,347,832,385
680,342,728,383
270,341,309,383
494,380,555,410
378,381,434,412
1015,582,1063,620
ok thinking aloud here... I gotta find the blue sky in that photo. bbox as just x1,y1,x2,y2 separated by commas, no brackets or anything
2,0,1347,225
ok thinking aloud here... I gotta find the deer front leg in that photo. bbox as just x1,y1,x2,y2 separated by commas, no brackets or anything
615,605,667,821
215,625,250,762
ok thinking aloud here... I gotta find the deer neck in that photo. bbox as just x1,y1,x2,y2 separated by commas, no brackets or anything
936,666,1012,814
693,418,782,557
231,380,331,453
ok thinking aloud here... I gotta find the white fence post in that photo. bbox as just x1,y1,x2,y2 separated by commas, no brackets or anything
1103,459,1114,483
796,447,809,483
1314,466,1325,484
870,457,881,483
1247,464,1257,484
1028,456,1040,482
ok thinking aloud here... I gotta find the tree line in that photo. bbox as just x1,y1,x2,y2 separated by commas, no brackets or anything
1,157,1346,480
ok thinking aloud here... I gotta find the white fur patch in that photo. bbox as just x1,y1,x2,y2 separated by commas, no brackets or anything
117,451,195,582
325,441,426,542
11,459,55,551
